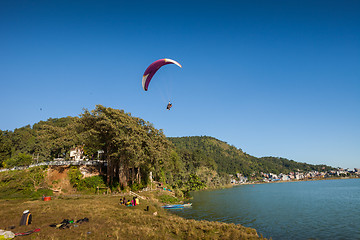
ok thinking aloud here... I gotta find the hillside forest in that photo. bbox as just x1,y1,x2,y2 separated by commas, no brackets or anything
0,105,334,195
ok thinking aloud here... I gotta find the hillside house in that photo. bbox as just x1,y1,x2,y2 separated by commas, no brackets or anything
70,146,85,161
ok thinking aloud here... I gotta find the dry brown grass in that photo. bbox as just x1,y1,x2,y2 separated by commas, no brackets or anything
0,194,266,240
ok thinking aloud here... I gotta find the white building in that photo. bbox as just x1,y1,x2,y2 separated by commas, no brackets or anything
280,174,290,181
70,146,85,161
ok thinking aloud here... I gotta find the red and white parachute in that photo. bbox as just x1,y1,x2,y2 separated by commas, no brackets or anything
142,58,182,91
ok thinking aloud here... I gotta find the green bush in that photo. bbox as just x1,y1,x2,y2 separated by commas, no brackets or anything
173,188,184,198
81,175,106,190
130,182,144,191
186,174,207,191
159,194,179,204
29,188,53,199
0,167,52,199
68,166,83,188
4,153,33,168
68,166,106,192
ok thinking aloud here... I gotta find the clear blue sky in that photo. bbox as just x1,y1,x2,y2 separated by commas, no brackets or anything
1,0,359,169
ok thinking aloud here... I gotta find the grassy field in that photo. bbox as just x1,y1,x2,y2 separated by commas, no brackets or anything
0,191,266,240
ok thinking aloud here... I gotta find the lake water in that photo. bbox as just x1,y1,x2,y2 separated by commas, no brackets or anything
170,178,360,240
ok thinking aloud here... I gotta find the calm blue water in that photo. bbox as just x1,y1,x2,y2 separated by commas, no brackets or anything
170,179,360,240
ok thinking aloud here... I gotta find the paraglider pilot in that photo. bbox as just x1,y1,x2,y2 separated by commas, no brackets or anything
166,102,172,110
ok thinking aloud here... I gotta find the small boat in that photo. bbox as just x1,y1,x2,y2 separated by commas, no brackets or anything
162,203,192,209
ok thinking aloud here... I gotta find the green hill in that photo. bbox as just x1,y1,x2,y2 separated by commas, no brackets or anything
169,136,334,176
169,136,256,176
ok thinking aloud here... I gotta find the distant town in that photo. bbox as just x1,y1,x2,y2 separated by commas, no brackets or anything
231,168,360,184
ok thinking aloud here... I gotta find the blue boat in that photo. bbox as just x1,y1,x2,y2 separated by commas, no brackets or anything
162,203,192,209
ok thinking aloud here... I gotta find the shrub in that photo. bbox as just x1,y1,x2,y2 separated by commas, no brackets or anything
130,182,144,191
159,194,179,204
173,188,184,198
68,166,106,192
81,175,106,190
68,166,83,188
4,153,33,168
29,188,53,199
0,167,52,199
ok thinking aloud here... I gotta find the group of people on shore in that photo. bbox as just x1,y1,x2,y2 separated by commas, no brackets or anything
120,196,139,206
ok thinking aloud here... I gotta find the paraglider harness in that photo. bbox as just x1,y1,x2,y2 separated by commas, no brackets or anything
166,102,172,110
20,210,32,226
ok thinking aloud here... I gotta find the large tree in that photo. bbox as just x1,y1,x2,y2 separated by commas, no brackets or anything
80,105,172,188
33,117,81,161
0,130,13,167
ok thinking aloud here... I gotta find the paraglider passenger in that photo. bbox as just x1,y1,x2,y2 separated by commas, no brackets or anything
166,102,172,110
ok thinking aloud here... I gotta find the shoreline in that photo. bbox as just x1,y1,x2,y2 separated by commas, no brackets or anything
235,175,359,186
188,176,359,196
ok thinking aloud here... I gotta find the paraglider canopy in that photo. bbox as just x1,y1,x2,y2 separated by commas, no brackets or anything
142,58,182,91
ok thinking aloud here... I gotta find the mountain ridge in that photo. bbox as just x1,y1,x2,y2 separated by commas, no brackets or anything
168,136,335,176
